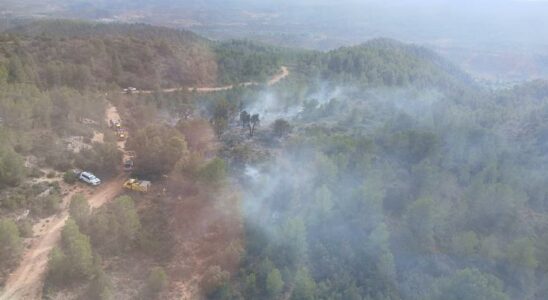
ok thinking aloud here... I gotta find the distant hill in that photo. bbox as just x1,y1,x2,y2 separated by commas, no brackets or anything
0,20,216,90
0,20,282,90
300,38,474,89
0,21,474,91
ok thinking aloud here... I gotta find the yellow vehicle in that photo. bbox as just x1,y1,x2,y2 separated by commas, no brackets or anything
117,128,128,140
110,120,122,129
123,179,151,193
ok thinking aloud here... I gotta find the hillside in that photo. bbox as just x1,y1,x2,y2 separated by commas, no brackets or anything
198,78,548,300
0,22,470,92
0,20,283,90
296,38,473,90
3,19,548,300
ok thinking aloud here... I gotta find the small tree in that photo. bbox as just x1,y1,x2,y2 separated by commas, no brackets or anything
0,218,22,267
250,114,260,137
89,195,141,254
112,196,141,251
61,219,94,279
405,197,435,251
240,111,251,129
211,99,232,136
46,247,68,286
0,147,26,187
202,266,230,296
266,268,284,298
452,231,479,257
292,268,316,300
272,119,291,138
63,170,78,184
431,268,509,300
507,238,538,269
88,268,113,300
198,158,226,184
76,142,122,176
17,219,33,238
142,267,168,299
69,193,91,231
127,125,188,178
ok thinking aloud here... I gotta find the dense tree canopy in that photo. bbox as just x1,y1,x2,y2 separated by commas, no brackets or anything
127,125,189,178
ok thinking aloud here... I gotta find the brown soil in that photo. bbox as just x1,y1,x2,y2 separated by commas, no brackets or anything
164,177,244,300
1,77,256,299
0,176,126,300
0,105,128,300
91,131,104,144
129,66,289,95
268,66,289,86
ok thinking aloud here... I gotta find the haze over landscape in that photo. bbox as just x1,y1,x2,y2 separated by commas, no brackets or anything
3,0,548,82
1,1,548,300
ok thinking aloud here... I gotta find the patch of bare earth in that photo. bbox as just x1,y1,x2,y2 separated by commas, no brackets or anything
0,104,127,300
164,177,244,300
92,131,104,144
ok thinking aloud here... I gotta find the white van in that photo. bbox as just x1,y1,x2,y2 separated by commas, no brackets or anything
79,172,101,186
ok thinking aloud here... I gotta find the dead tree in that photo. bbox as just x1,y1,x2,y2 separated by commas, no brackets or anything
250,114,260,137
240,111,250,129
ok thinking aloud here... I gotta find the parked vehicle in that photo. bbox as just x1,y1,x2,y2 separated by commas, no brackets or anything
117,128,128,140
79,171,101,186
125,150,137,158
123,159,134,172
123,179,151,193
123,87,138,94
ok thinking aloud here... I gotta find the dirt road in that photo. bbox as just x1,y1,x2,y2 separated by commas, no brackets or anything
0,106,127,300
131,66,290,95
267,66,289,86
0,66,288,299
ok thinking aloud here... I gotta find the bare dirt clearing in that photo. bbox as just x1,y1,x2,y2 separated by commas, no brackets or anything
91,131,104,144
164,180,243,300
0,105,127,300
1,66,288,300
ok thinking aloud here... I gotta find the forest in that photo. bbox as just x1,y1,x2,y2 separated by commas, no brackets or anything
1,19,548,300
196,41,548,300
0,20,283,90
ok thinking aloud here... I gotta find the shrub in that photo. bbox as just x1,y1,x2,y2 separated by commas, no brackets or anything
63,171,78,184
202,266,229,296
29,167,45,178
141,267,168,299
87,268,113,300
0,218,22,268
45,219,94,287
17,219,33,238
0,146,26,187
44,194,61,215
272,119,291,138
198,158,226,184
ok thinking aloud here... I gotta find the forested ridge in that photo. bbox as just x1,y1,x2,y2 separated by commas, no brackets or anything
0,20,284,91
296,38,474,90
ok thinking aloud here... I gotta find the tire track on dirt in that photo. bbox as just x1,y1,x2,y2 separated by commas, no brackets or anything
0,105,127,300
130,66,289,95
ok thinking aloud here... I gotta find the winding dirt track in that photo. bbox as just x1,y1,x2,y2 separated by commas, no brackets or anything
0,106,127,300
0,177,126,300
133,66,289,94
0,67,291,300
